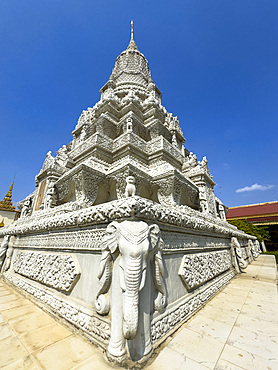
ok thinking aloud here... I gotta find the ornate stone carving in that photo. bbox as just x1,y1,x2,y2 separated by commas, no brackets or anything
72,170,99,206
182,152,198,172
178,250,231,290
55,178,72,204
156,178,175,206
96,220,166,361
13,228,105,251
13,251,81,292
44,183,56,209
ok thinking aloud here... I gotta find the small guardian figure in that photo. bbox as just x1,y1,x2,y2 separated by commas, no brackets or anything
171,132,178,147
21,197,32,217
126,116,133,132
79,125,87,143
125,176,136,197
45,184,55,209
218,203,226,221
199,190,208,213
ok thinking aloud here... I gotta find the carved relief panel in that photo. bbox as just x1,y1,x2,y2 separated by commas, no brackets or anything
178,250,231,291
13,251,80,293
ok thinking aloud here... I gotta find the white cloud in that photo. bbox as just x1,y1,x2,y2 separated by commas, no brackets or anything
236,183,275,193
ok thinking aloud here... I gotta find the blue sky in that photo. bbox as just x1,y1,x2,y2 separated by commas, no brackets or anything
0,0,277,207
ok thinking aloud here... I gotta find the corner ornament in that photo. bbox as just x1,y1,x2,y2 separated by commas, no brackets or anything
95,220,166,362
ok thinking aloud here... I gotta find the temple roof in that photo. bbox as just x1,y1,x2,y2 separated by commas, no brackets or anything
0,180,16,212
226,201,278,225
227,201,278,218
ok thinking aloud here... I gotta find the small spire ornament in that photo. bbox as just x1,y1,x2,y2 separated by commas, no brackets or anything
131,20,134,40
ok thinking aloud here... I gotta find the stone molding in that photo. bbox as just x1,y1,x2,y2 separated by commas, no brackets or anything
0,197,252,239
161,232,229,252
13,228,105,251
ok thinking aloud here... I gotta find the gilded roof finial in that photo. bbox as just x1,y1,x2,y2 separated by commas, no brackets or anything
0,179,16,212
127,20,137,50
131,20,134,40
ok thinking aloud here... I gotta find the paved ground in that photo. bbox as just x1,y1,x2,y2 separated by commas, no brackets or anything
0,255,277,369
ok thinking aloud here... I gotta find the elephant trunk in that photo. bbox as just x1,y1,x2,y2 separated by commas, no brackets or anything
122,257,142,340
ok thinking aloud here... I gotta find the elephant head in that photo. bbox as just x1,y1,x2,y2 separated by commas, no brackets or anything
248,239,258,259
0,235,11,273
254,240,261,254
231,237,248,272
96,220,166,343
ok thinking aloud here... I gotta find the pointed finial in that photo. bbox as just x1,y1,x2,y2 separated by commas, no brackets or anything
127,20,138,50
131,20,134,40
0,179,16,211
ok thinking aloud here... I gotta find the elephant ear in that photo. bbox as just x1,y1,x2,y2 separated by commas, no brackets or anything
96,222,119,316
101,221,119,254
149,224,166,312
97,221,119,280
149,224,164,252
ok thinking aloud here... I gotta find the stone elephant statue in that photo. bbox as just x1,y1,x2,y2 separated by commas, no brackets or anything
95,220,166,362
248,239,259,259
231,237,248,273
0,235,10,272
254,240,262,254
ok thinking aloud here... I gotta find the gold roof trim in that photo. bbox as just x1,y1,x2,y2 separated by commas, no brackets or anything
229,201,278,209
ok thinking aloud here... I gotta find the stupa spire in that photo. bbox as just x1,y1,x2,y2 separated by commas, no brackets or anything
131,20,134,40
0,179,16,211
127,19,138,50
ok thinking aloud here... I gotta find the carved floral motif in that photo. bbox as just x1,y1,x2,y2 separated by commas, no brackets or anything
13,229,105,251
178,250,231,290
13,251,80,292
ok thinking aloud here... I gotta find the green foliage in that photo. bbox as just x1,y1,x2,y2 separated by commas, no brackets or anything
263,251,278,264
228,219,270,242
